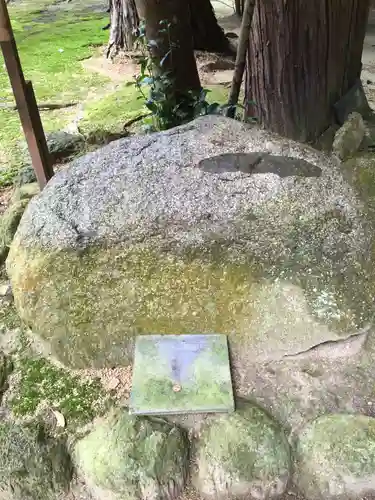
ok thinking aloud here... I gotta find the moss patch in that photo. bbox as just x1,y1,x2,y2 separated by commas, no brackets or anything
9,356,109,425
198,403,290,478
79,83,229,135
0,198,29,263
8,242,263,367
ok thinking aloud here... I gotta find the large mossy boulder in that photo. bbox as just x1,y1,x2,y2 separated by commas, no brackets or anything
295,414,375,500
6,116,374,368
0,421,72,500
74,409,189,500
192,402,291,499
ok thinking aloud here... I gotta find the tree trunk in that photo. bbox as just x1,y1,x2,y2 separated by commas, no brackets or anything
110,0,231,55
245,0,370,143
141,0,201,128
107,0,139,57
235,0,242,16
142,0,201,94
189,0,231,53
227,0,256,117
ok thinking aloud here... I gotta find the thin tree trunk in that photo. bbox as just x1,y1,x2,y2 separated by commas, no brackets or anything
235,0,242,16
141,0,201,128
143,0,201,94
245,0,370,142
189,0,231,53
107,0,139,57
227,0,255,117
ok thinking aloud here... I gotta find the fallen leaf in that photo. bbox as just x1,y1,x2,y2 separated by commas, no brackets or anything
107,377,120,390
52,410,66,428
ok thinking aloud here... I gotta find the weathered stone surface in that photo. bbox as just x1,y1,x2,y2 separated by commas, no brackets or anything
15,164,37,186
192,402,291,500
74,409,189,500
333,112,366,160
295,414,375,500
0,421,72,500
334,79,372,125
6,116,373,368
45,131,85,163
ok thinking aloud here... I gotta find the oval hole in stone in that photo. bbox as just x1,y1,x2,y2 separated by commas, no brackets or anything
198,153,322,178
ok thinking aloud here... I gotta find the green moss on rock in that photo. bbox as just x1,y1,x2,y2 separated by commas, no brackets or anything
193,402,291,500
8,243,262,368
9,356,109,425
0,199,29,264
74,409,189,500
295,414,375,500
0,421,72,500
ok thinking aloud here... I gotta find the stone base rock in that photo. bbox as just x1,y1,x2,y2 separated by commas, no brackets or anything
0,421,72,500
74,409,189,500
6,116,374,368
295,414,375,500
333,112,366,161
192,401,291,500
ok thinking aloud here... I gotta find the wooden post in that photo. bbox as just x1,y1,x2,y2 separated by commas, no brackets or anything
0,0,53,189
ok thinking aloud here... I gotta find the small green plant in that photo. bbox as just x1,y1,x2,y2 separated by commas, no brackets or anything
132,21,240,131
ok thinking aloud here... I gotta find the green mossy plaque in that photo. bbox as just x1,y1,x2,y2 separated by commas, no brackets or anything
130,334,234,415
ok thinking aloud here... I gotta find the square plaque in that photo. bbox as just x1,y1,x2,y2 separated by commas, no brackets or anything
130,334,234,415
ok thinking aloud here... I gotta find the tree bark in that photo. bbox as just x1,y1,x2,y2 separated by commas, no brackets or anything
245,0,371,143
189,0,231,53
235,0,246,16
107,0,139,57
109,0,231,55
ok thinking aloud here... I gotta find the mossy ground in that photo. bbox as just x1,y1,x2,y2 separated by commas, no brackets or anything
0,0,109,185
9,356,110,426
0,0,229,186
0,271,111,427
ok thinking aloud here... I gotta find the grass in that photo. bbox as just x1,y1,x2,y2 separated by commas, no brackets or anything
0,0,230,186
79,84,229,134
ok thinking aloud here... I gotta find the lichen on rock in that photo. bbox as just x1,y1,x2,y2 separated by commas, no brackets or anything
295,414,375,500
74,409,189,500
